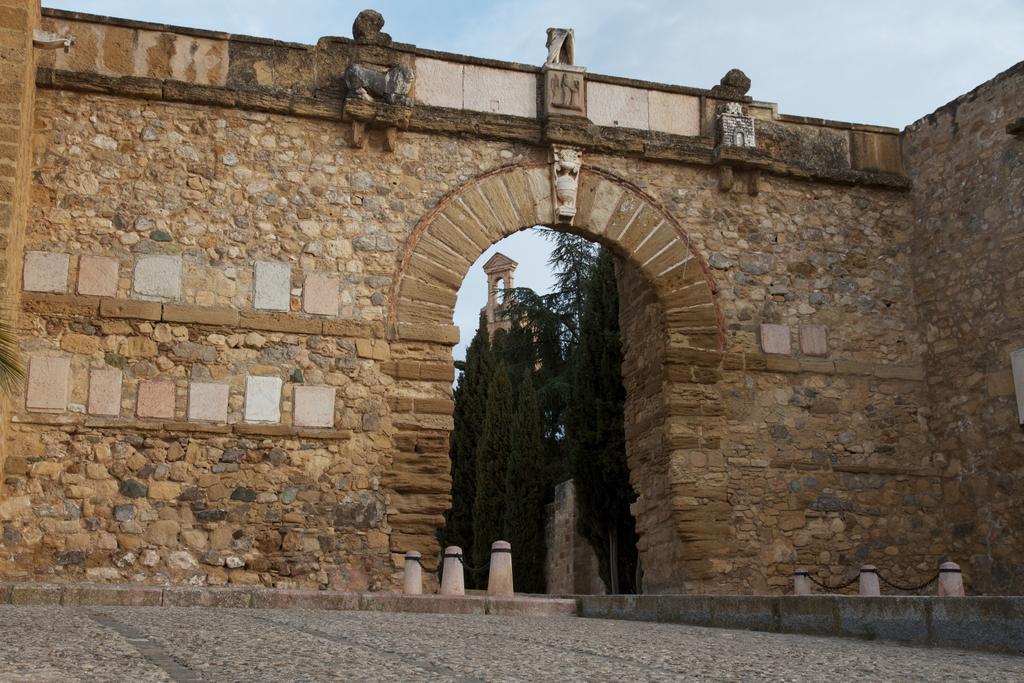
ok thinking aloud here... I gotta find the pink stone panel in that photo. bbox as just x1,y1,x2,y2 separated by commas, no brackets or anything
303,273,340,316
87,368,123,416
137,380,176,419
760,323,792,355
77,255,120,297
799,324,828,357
293,385,336,428
188,382,229,422
23,251,69,293
25,356,70,413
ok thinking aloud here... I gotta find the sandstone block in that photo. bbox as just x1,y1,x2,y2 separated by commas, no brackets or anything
648,90,700,137
23,251,69,293
137,380,176,419
244,375,282,423
25,355,70,413
760,323,791,355
188,382,229,423
133,255,182,300
87,367,122,416
77,255,119,297
463,65,537,118
799,324,828,357
587,81,649,130
100,298,162,321
302,273,340,316
414,57,464,109
293,385,336,428
253,260,291,311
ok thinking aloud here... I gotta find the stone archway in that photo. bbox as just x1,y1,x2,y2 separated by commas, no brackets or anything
385,162,730,593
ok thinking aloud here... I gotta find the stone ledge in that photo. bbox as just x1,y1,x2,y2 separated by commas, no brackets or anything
577,595,1024,655
35,67,910,190
9,415,353,440
20,293,386,341
0,582,577,617
768,459,949,478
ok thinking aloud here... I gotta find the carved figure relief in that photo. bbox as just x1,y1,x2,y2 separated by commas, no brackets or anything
551,146,582,224
549,71,583,111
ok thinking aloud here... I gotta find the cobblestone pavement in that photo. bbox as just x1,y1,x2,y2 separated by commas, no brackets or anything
0,606,1020,682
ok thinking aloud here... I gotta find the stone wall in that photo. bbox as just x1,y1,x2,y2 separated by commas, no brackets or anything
0,0,39,488
543,480,604,595
901,61,1024,594
0,4,1008,594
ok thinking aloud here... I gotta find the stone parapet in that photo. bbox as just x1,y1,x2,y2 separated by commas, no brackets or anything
578,594,1024,656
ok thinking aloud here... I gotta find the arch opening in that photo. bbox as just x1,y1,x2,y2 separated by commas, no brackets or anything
385,163,729,594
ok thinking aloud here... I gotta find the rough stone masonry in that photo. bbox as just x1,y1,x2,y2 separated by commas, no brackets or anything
0,1,1020,595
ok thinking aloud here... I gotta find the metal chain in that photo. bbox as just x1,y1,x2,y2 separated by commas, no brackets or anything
805,572,860,591
876,570,940,593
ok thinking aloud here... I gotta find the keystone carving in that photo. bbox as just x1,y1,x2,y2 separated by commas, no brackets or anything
551,146,582,224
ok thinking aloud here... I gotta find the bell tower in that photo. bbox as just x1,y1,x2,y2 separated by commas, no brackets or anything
480,253,518,339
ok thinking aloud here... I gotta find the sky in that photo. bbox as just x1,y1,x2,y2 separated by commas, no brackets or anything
44,1,1024,359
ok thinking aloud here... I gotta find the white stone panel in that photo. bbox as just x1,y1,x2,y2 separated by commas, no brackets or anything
648,90,701,136
294,385,336,428
463,65,537,119
587,82,649,130
1012,348,1024,424
415,57,464,109
244,375,282,423
254,261,291,311
23,251,69,293
133,255,182,300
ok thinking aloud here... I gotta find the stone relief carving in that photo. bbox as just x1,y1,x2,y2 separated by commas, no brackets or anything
551,146,582,224
545,28,575,66
717,102,756,149
548,71,583,111
543,27,586,117
344,63,414,106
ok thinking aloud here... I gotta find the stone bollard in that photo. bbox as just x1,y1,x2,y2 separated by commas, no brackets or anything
439,545,465,596
403,551,423,595
487,540,514,596
793,567,813,595
937,561,965,597
859,564,881,596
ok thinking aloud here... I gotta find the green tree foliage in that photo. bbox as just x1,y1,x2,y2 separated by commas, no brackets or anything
567,248,638,593
439,315,493,567
471,362,514,578
503,367,548,594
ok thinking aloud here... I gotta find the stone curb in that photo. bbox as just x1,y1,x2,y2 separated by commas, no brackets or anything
0,582,577,617
576,594,1024,656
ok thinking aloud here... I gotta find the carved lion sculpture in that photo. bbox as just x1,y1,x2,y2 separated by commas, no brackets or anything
344,63,414,106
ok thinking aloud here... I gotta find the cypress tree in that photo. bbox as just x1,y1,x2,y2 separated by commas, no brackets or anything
567,248,638,594
439,315,493,567
471,362,514,578
504,367,548,594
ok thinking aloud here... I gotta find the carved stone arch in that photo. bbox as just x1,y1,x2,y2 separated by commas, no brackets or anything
386,162,730,594
389,162,724,350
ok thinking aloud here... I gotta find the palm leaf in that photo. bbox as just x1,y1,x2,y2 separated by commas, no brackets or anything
0,312,24,395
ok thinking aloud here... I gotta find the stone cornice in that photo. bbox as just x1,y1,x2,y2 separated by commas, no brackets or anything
35,67,911,190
